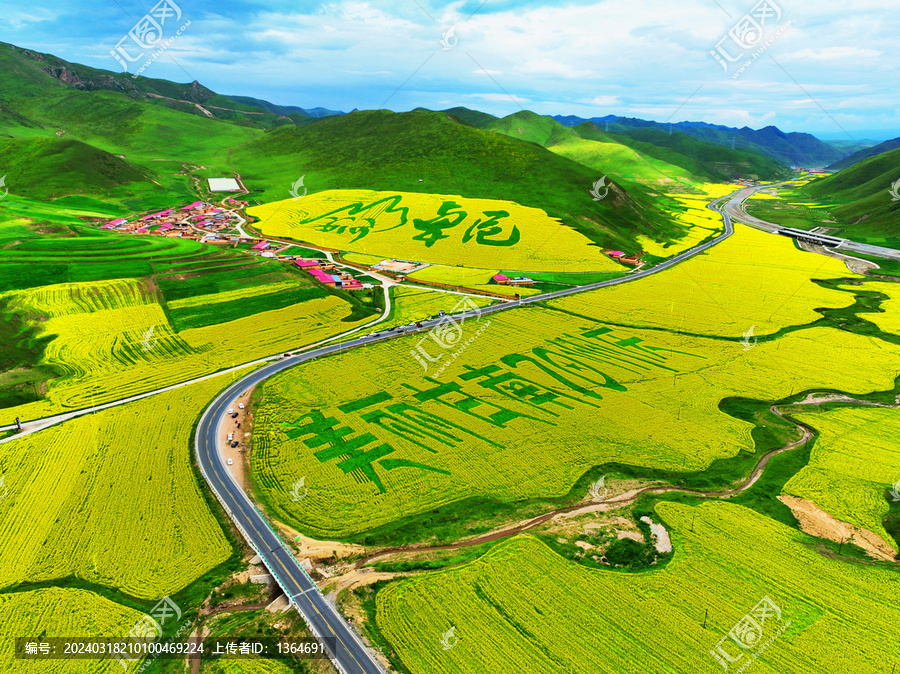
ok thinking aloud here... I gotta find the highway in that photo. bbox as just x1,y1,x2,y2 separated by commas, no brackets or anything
722,184,900,262
192,189,738,674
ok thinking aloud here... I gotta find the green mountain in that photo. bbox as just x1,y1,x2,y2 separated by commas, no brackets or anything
230,109,690,252
0,137,154,201
553,115,844,167
224,95,345,119
0,41,708,252
485,111,698,189
0,41,325,129
799,147,900,241
486,111,787,187
827,137,900,171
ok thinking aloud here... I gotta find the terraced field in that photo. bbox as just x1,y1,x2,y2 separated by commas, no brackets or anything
0,376,232,597
249,190,624,272
0,588,144,674
1,273,369,420
376,501,899,673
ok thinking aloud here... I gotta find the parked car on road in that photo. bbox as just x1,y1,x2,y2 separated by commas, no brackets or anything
238,403,245,409
231,412,239,418
231,441,239,448
226,458,234,466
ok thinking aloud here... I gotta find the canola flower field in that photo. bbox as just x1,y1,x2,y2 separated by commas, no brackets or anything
376,501,899,674
550,224,856,338
0,376,232,598
381,287,495,330
252,296,900,538
1,277,368,420
407,265,543,297
248,190,625,272
0,588,144,674
783,406,900,550
636,194,724,258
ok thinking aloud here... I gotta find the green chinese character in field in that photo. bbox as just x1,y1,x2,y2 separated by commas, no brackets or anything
412,201,467,247
462,210,520,247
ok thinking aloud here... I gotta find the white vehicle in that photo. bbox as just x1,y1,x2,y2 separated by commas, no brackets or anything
227,434,234,441
239,403,245,409
227,458,234,466
227,408,234,414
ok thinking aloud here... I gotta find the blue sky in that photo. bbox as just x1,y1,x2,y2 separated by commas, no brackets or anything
3,0,899,139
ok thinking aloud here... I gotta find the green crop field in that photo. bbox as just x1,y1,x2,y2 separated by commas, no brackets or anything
376,501,899,674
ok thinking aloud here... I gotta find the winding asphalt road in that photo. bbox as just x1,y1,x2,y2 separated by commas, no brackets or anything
192,189,739,674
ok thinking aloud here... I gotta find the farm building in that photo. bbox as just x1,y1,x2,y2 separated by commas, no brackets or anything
208,178,241,192
493,273,534,286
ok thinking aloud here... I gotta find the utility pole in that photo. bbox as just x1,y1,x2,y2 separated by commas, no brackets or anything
838,536,844,555
15,417,22,432
730,136,737,150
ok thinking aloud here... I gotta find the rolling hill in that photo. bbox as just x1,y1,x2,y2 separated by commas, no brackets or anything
0,137,155,202
229,109,691,252
553,114,845,167
799,146,900,241
485,111,788,187
828,136,900,171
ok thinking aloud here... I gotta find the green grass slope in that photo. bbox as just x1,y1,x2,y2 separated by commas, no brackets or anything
594,126,790,183
799,147,900,240
0,137,155,204
828,137,900,171
486,111,700,189
231,109,691,252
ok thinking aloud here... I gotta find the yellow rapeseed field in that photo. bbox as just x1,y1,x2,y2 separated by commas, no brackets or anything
637,194,724,257
168,280,303,310
839,280,900,334
248,190,624,272
253,298,900,538
0,588,144,673
377,501,900,674
0,376,232,598
3,278,368,420
408,265,542,297
551,223,857,337
783,406,900,550
383,287,495,330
